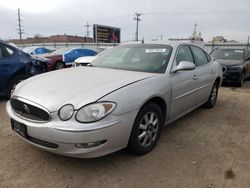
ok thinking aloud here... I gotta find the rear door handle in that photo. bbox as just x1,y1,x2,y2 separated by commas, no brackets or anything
192,75,199,80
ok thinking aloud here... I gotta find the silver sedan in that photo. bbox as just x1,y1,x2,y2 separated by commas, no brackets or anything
6,42,222,158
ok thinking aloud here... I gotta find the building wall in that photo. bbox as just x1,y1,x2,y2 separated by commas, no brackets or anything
9,35,93,44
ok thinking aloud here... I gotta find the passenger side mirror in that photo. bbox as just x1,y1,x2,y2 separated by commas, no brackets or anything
172,61,195,73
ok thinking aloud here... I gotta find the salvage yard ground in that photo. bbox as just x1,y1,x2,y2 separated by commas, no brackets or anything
0,82,250,188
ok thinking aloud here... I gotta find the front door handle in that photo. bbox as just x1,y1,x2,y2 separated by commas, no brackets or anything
192,75,199,80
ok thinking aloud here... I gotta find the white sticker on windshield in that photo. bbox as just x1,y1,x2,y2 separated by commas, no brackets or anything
145,49,166,53
235,50,243,53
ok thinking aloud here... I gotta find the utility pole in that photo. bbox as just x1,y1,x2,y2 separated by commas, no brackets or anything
134,12,142,41
17,8,24,41
247,36,250,50
84,22,91,37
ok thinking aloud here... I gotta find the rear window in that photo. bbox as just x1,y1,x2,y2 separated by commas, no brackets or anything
210,49,244,60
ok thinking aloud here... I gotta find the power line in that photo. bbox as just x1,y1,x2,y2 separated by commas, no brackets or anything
84,21,91,37
134,12,142,41
17,8,24,41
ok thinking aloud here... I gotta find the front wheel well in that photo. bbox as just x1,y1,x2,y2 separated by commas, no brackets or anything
215,77,221,85
143,97,167,123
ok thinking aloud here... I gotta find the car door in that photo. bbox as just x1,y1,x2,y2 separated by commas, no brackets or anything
169,45,199,119
0,44,15,93
190,45,215,105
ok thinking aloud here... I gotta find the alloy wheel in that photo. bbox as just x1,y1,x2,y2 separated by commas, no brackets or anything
138,112,159,147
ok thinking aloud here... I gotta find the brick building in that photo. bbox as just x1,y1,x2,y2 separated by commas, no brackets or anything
9,34,94,44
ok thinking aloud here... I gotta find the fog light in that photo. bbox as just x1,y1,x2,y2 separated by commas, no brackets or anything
75,140,107,149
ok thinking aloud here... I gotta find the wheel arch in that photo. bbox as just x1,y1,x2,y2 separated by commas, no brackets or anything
53,60,65,69
141,96,167,123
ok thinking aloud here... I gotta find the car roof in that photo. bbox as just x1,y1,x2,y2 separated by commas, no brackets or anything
120,41,201,49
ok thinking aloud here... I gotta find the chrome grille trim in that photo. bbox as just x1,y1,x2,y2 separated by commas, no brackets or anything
222,66,227,73
10,96,51,123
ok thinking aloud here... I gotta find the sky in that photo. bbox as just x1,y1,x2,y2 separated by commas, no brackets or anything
0,0,250,42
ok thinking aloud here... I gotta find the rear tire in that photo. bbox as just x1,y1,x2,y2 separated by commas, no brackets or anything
204,80,219,108
128,103,163,155
6,75,28,99
54,61,65,70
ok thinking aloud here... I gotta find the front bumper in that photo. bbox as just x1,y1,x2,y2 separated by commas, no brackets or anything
6,102,137,158
222,70,242,83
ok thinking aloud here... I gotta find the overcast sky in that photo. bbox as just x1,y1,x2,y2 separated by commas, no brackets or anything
0,0,250,42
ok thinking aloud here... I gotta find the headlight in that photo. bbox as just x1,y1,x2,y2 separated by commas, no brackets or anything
75,102,116,123
58,104,74,121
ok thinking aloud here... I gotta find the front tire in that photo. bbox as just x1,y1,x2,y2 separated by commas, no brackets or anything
128,103,163,155
204,80,219,108
237,72,245,87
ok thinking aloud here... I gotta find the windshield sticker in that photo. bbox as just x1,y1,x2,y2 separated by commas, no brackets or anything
235,50,243,53
145,49,166,53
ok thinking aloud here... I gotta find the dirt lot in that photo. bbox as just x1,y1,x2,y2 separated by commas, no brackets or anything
0,82,250,188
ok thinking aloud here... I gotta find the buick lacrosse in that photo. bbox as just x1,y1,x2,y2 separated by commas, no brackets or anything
6,42,222,158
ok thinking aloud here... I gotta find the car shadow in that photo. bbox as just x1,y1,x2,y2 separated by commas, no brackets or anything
0,97,8,102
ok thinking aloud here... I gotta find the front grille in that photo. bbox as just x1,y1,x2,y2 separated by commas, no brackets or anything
222,66,227,73
10,98,50,122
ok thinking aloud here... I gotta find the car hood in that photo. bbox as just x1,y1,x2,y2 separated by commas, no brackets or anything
13,67,157,112
215,59,243,67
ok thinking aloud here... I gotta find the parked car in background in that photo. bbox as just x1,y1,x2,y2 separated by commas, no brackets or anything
7,42,222,158
44,47,97,71
0,41,48,98
73,56,97,67
23,46,54,55
210,48,250,86
73,47,113,67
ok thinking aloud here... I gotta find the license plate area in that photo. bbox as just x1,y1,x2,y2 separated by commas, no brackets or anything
11,119,27,138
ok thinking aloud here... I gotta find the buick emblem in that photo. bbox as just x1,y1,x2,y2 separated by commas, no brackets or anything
23,104,31,114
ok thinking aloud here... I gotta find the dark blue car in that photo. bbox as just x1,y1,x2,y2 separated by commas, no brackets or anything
0,41,48,98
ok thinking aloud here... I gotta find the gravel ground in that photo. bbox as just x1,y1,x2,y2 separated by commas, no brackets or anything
0,82,250,188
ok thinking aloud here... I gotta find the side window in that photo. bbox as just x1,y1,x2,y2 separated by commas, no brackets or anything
5,47,14,56
190,46,209,66
175,45,194,65
0,45,14,59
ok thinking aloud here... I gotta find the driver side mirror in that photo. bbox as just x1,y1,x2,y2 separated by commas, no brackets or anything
172,61,195,73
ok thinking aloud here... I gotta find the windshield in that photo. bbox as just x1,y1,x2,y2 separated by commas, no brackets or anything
210,49,244,60
51,47,73,55
92,44,172,73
